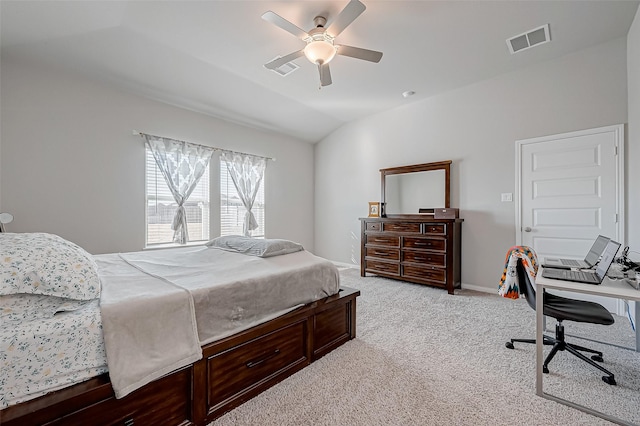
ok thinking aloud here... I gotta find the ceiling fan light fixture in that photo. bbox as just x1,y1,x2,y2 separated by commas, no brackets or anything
304,39,337,65
262,0,382,86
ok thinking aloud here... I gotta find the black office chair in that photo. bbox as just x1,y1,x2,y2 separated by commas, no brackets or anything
505,259,617,385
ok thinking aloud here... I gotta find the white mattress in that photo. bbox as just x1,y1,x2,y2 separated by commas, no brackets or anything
0,300,108,408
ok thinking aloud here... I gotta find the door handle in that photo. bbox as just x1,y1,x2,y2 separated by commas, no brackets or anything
524,227,532,232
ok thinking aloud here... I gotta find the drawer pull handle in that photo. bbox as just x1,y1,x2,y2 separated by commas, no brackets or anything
246,349,280,368
374,251,389,256
414,242,430,246
414,257,425,261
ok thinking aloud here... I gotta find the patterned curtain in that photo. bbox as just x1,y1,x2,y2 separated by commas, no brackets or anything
145,135,214,244
221,151,267,237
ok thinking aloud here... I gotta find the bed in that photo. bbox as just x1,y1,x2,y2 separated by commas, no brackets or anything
1,233,360,425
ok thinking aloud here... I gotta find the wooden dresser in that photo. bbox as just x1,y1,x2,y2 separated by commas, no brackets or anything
360,217,462,294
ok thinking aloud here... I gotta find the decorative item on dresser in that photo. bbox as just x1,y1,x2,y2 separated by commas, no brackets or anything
360,160,462,294
368,202,380,217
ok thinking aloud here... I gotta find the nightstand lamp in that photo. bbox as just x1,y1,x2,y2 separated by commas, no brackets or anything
0,212,14,232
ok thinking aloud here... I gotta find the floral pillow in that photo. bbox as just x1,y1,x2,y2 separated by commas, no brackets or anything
0,294,91,323
1,233,101,301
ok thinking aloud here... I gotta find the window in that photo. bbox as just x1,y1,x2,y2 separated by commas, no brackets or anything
145,148,210,246
220,159,265,237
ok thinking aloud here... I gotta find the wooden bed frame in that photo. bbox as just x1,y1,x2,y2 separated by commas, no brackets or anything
2,287,360,426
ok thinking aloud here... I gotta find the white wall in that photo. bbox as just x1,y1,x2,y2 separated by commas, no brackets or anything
0,56,314,254
628,7,640,259
314,37,629,292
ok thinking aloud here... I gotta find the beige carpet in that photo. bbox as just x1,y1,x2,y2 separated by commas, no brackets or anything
211,268,640,425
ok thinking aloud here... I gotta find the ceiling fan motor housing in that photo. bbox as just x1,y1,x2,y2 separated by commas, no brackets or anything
313,16,327,28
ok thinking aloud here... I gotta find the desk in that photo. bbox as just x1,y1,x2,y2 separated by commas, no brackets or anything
536,268,640,425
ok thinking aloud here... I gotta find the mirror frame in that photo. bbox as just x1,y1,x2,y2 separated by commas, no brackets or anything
380,160,451,217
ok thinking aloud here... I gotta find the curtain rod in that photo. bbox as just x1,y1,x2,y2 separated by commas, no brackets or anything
132,130,276,161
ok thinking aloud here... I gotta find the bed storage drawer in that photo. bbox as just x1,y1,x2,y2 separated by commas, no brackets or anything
40,368,192,426
313,296,353,359
207,320,308,410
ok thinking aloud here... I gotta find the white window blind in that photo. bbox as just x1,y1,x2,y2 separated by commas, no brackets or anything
220,159,265,238
145,147,210,246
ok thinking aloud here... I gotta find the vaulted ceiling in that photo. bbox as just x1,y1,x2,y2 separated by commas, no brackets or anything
1,1,638,143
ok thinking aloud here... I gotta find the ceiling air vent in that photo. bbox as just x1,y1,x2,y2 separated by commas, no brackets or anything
507,24,551,54
268,57,300,76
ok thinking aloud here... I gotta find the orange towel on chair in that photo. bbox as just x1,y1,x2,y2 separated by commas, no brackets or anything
498,246,539,299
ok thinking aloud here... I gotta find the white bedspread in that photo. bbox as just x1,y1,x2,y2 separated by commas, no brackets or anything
96,246,339,399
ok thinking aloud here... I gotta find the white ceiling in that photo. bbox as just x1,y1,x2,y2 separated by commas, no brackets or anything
1,1,638,143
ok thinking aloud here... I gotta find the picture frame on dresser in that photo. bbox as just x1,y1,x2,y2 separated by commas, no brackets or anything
360,160,462,294
368,202,380,217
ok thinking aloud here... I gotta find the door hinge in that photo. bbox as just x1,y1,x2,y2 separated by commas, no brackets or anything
614,213,619,223
615,145,618,155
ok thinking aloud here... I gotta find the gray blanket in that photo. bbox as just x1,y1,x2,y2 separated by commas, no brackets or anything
96,247,339,398
96,254,202,399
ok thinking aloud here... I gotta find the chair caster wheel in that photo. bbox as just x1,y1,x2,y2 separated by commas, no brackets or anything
505,342,514,349
602,376,616,385
591,355,604,362
543,366,549,374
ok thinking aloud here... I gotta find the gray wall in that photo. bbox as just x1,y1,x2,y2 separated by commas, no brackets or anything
314,37,630,292
0,56,315,254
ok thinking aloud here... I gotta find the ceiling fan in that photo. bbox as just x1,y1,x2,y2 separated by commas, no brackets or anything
262,0,383,87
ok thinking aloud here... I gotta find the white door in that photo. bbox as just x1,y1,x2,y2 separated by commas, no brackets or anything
516,124,625,312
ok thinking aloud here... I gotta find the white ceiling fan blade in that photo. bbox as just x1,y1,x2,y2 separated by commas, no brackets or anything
264,50,305,70
262,11,309,40
326,0,366,38
319,63,332,87
336,45,383,63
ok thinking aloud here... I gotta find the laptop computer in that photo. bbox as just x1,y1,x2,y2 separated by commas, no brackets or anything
542,240,621,284
542,235,610,269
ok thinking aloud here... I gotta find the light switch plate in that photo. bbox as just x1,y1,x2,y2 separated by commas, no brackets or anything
501,193,513,202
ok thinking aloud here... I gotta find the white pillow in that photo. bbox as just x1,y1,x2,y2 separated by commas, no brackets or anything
0,233,101,300
206,235,304,257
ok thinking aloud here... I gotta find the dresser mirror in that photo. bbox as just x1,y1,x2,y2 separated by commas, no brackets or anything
380,160,451,216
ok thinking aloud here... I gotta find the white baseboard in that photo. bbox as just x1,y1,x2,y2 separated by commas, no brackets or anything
460,283,495,294
331,261,359,269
